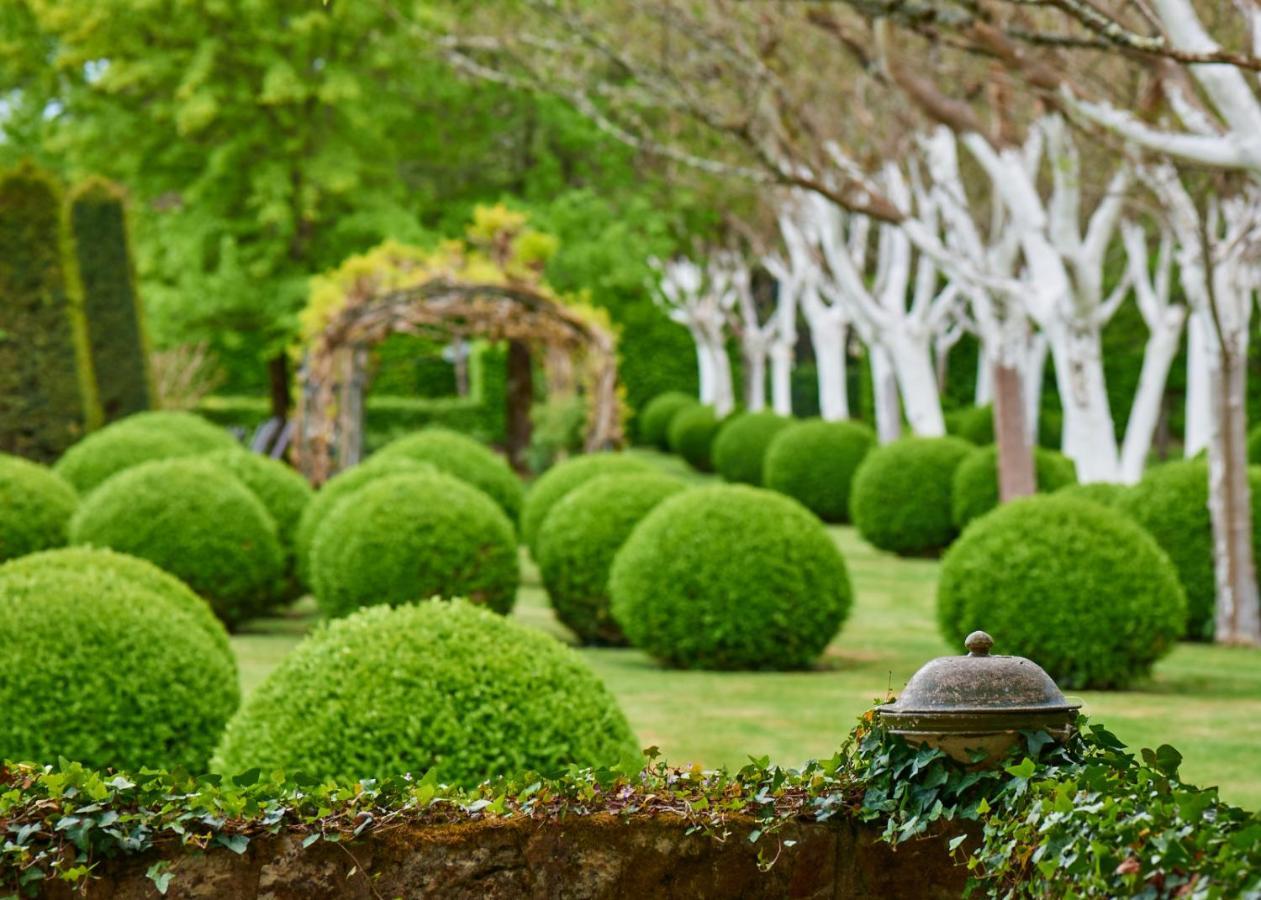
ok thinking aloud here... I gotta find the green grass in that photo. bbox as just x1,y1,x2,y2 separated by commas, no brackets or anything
233,453,1261,809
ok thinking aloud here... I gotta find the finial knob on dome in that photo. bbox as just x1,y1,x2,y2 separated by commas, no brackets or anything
965,631,994,657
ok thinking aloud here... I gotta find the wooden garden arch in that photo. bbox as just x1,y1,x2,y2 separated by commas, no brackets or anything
293,277,621,484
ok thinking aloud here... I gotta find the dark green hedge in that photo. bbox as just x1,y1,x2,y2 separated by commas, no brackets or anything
213,600,637,786
667,404,722,472
950,445,1077,529
763,419,874,523
0,164,100,461
711,411,793,486
521,452,654,555
0,453,77,563
69,178,153,422
937,495,1186,689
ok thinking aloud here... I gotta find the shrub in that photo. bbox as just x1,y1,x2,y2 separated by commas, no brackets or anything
0,164,101,461
374,428,523,523
204,448,312,560
667,405,722,472
711,411,793,486
1054,481,1128,508
951,446,1077,528
948,404,1062,450
0,454,78,562
0,546,232,661
849,436,974,556
69,178,153,422
1117,460,1261,640
293,455,434,586
610,485,852,669
638,391,697,448
537,473,686,645
937,495,1186,689
70,458,284,628
521,453,654,554
310,472,519,619
0,565,238,770
213,600,638,785
763,420,875,522
54,411,235,494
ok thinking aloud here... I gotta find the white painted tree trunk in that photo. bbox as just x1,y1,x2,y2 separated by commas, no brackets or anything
870,343,902,442
1119,318,1185,483
769,341,794,416
808,310,850,421
743,343,768,412
975,351,993,406
1186,312,1212,457
1045,322,1120,482
886,330,946,436
689,325,714,406
1023,334,1048,443
706,336,736,417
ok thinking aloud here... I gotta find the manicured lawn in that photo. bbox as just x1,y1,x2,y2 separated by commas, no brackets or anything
232,454,1261,809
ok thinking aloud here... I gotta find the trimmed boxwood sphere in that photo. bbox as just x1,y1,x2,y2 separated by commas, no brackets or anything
55,411,236,494
70,458,284,628
0,453,78,562
947,404,1062,450
667,405,722,472
294,455,433,586
1118,460,1261,641
213,600,638,786
0,566,239,770
374,428,523,524
536,473,686,645
204,449,312,558
0,546,232,661
951,445,1077,528
1055,481,1128,509
849,436,974,556
937,495,1186,689
638,391,697,448
763,420,875,522
521,453,654,555
310,472,519,619
711,411,793,486
610,485,852,670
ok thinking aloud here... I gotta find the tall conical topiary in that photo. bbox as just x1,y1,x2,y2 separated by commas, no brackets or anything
69,178,154,422
0,164,101,460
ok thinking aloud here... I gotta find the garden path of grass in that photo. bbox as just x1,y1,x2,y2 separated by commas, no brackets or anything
233,452,1261,809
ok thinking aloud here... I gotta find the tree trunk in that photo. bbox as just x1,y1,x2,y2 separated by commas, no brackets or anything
974,350,993,406
1023,335,1049,444
708,337,736,417
1186,311,1211,457
505,340,533,474
810,314,849,421
886,332,945,436
871,344,902,443
267,353,291,421
1119,309,1187,483
689,326,714,406
1208,338,1261,644
769,341,794,416
1045,324,1120,482
992,361,1036,501
743,344,768,412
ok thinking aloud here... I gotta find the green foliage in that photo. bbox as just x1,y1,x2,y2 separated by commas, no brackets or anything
0,546,231,661
950,445,1077,528
0,563,238,772
0,454,77,562
70,458,284,628
1118,460,1261,641
611,485,852,669
849,437,974,556
293,455,434,586
203,449,311,560
667,404,722,472
374,428,524,524
763,419,875,523
536,473,686,645
525,394,588,474
1248,424,1261,465
1054,480,1128,508
947,403,1062,450
213,600,637,785
521,452,654,555
310,473,519,619
711,411,793,486
0,164,100,461
638,391,697,448
938,495,1186,689
69,178,153,421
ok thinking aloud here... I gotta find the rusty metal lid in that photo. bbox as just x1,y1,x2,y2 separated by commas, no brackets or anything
879,631,1080,731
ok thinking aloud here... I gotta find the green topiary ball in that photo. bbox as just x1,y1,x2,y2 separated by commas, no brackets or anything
763,420,875,522
374,428,523,524
70,458,284,628
1117,460,1261,641
610,485,852,669
1055,481,1128,509
537,473,686,645
951,445,1077,528
0,453,78,562
113,411,237,451
0,565,239,770
55,426,199,495
638,391,698,449
667,405,722,472
0,546,232,662
310,472,519,619
203,449,312,560
711,411,793,486
213,600,638,785
521,453,654,555
937,495,1186,689
849,436,974,556
293,455,434,587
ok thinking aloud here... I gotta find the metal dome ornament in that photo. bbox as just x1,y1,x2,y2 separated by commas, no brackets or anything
878,631,1080,765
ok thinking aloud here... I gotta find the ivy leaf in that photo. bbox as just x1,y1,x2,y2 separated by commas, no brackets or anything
216,833,249,855
1004,758,1037,780
146,862,174,895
